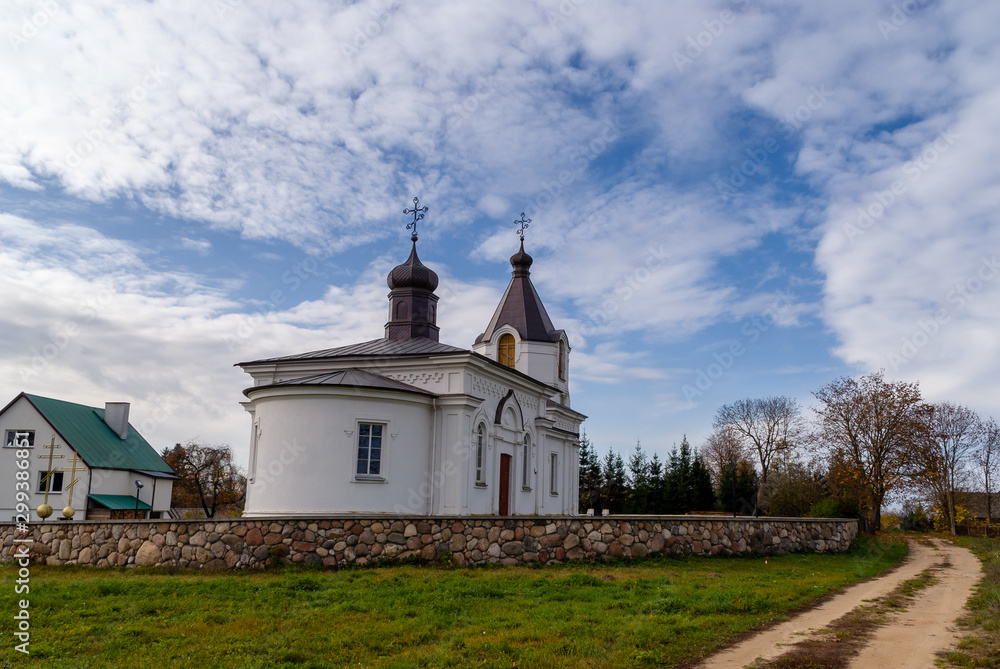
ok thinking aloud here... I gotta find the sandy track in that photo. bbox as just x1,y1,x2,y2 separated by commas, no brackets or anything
848,538,981,668
698,538,980,668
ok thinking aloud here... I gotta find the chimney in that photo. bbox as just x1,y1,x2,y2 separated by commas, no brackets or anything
104,402,130,440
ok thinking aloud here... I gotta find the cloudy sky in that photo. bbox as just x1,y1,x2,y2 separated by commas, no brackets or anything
1,0,997,464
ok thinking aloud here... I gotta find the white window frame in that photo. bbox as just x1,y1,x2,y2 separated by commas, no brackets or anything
37,470,64,495
549,452,559,496
355,421,386,481
521,436,531,491
5,430,34,448
474,423,487,486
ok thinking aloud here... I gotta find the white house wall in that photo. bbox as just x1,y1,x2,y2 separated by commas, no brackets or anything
0,397,89,522
88,470,170,515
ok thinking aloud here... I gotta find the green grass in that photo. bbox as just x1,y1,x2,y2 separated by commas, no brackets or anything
941,535,1000,668
0,536,906,669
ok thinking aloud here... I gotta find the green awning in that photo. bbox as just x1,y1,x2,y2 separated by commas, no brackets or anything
88,494,152,510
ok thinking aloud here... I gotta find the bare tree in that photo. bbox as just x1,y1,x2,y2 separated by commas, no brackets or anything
700,427,753,485
161,442,246,518
812,371,928,532
713,396,804,504
972,418,1000,525
911,403,980,534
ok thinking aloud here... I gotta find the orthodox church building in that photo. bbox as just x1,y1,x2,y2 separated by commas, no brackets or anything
237,207,585,517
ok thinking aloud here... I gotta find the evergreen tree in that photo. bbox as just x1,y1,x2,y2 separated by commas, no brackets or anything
577,431,602,513
626,440,650,513
648,452,665,513
601,449,628,513
670,436,695,512
690,454,716,511
716,460,758,515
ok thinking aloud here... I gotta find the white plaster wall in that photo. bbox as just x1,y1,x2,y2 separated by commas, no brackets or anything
89,470,168,514
0,397,83,522
244,389,434,516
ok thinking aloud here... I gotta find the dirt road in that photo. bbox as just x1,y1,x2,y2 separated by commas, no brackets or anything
697,538,981,668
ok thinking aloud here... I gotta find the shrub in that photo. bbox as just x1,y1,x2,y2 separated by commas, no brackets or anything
902,504,932,531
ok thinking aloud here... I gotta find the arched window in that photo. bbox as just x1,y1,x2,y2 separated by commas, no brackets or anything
558,340,566,381
521,436,531,489
498,333,515,368
395,301,409,320
475,424,485,484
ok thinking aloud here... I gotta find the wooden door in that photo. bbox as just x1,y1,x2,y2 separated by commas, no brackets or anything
498,454,511,516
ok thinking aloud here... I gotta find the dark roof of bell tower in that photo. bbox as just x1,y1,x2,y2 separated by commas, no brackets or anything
475,240,562,344
387,241,439,292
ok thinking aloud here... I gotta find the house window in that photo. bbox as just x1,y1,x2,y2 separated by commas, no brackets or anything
498,333,515,368
356,423,384,478
521,436,531,489
558,340,566,381
475,424,486,484
5,430,34,448
550,453,559,495
37,471,64,494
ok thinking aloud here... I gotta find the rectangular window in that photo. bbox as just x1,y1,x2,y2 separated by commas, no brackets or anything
550,453,558,495
356,423,383,478
5,430,34,448
37,470,64,494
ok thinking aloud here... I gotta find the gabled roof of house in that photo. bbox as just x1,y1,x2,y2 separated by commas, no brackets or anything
13,393,174,474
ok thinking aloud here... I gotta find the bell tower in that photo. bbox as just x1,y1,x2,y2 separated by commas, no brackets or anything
385,198,440,341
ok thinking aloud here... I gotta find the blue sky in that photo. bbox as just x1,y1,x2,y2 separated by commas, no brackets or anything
1,0,998,466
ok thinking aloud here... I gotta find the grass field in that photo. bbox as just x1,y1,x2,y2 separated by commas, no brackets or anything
1,537,906,669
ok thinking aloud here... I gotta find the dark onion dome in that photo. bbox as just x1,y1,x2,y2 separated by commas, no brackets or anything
509,239,533,272
387,241,439,291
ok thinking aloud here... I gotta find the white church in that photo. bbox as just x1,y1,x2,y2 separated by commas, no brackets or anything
238,205,585,517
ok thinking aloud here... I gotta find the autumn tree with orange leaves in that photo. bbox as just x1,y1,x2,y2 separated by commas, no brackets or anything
812,371,929,532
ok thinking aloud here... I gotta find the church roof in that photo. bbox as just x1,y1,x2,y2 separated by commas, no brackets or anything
475,241,562,344
239,337,468,365
261,369,434,396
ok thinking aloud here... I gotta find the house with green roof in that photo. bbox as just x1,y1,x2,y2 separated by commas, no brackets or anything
1,392,176,522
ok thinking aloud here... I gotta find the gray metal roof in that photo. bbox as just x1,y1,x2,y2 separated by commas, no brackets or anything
260,368,435,396
238,337,469,365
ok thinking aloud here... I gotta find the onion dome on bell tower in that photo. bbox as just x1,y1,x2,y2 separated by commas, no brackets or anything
385,198,441,342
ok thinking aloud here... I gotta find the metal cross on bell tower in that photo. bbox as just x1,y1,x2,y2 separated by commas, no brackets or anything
514,212,531,241
403,197,428,241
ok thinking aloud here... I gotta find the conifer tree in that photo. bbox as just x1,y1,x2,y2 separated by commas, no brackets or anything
577,431,602,513
626,440,650,513
648,452,665,513
690,454,716,512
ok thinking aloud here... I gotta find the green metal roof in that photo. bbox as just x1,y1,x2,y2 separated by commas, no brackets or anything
88,494,152,510
24,394,173,474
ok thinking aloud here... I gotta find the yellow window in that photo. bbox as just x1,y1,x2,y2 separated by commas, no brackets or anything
498,333,515,368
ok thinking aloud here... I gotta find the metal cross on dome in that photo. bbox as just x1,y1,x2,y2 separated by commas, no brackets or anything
514,212,531,241
403,197,428,241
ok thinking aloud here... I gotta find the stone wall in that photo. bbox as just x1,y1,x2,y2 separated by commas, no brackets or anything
0,516,858,570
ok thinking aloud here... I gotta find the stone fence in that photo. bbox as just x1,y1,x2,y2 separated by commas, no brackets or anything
0,516,858,570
